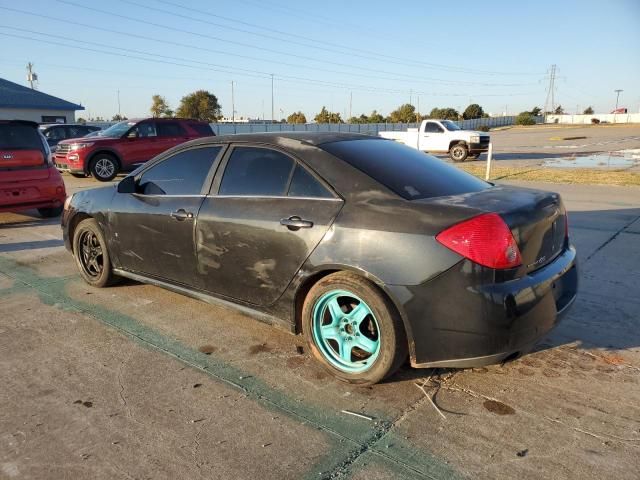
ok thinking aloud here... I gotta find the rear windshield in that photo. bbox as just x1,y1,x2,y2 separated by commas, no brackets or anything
321,138,489,200
0,124,43,150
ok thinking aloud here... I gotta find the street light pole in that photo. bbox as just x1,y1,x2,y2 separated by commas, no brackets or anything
614,89,623,111
271,74,274,123
231,81,235,123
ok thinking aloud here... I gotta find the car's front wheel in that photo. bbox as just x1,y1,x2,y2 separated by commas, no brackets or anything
449,143,469,162
90,154,119,182
72,218,117,287
302,272,407,385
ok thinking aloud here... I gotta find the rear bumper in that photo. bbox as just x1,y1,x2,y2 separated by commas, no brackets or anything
389,245,578,368
0,168,66,213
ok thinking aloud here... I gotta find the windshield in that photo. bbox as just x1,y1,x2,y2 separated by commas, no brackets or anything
441,120,461,131
100,120,136,138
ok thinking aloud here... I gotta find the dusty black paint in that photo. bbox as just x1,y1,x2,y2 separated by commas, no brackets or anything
62,132,578,368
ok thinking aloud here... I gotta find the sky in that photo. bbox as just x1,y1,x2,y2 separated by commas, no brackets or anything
1,0,639,121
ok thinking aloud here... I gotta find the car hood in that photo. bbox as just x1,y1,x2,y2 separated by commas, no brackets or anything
58,136,116,145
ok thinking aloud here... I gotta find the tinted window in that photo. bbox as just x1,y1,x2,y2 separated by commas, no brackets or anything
288,165,332,198
138,147,221,195
132,122,157,138
0,124,44,150
68,126,89,138
219,147,294,196
424,122,443,133
45,127,67,140
189,123,214,136
321,139,489,200
157,122,186,137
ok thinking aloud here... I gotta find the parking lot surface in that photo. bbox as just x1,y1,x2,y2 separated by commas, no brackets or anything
2,168,640,478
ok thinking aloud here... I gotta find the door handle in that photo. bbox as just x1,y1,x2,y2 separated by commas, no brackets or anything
280,216,313,230
170,209,194,221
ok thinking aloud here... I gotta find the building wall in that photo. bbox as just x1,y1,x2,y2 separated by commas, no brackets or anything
546,113,640,124
0,108,77,123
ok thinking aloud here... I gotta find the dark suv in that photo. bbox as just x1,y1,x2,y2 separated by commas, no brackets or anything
40,123,101,149
54,118,214,181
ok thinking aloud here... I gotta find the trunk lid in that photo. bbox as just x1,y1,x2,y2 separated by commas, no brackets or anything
428,185,567,273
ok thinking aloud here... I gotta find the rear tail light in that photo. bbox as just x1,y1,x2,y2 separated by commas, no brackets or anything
436,213,522,269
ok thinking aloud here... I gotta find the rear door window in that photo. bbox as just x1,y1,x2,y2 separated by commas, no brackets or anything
157,122,187,137
320,138,489,200
189,123,214,136
44,126,67,141
219,147,294,196
137,146,222,195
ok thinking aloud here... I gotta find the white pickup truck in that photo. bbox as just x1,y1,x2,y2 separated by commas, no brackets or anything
379,119,490,162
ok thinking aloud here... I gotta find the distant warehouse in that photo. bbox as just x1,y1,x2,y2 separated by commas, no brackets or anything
0,78,84,123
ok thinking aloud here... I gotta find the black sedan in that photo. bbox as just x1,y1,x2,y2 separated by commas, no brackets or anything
61,133,578,385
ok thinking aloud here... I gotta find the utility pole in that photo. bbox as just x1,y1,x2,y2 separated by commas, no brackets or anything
349,91,352,120
117,89,121,118
544,64,557,115
26,62,38,89
417,96,420,121
231,81,235,123
614,89,623,111
409,89,412,105
270,74,274,123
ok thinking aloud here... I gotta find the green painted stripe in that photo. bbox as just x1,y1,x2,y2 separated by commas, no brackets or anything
0,256,459,480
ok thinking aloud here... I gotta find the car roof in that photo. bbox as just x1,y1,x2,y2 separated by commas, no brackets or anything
197,131,382,146
39,123,95,128
126,117,210,123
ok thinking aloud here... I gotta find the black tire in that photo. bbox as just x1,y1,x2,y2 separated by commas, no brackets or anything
71,172,87,178
37,205,64,218
72,218,117,287
90,154,119,182
449,143,469,162
302,272,407,385
469,153,481,159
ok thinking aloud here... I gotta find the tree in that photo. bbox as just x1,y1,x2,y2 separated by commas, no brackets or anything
150,94,172,118
388,103,417,123
515,112,536,125
314,106,343,123
429,107,460,120
554,105,565,115
583,106,594,115
111,114,127,121
462,104,485,120
176,90,221,122
529,106,542,116
76,117,86,125
367,110,385,123
287,111,307,124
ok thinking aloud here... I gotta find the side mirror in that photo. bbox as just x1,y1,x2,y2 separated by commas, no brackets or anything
117,176,137,194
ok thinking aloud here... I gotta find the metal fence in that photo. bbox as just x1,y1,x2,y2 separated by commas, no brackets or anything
87,115,533,134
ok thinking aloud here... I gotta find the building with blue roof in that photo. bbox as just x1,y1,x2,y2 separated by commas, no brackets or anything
0,78,85,124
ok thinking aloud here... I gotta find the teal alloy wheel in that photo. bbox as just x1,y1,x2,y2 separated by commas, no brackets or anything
311,289,381,373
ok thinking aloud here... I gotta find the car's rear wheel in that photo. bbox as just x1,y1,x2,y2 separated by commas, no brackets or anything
72,218,116,287
90,154,119,182
37,206,63,218
302,272,407,385
449,143,469,162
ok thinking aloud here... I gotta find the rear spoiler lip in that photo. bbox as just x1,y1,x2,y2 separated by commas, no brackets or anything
0,120,40,128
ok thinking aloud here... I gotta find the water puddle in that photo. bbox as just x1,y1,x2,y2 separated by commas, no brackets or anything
543,149,640,168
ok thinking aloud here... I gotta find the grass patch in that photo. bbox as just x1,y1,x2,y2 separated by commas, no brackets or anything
458,164,640,186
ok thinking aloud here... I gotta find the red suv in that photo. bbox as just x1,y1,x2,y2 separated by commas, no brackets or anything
54,118,215,181
0,120,66,217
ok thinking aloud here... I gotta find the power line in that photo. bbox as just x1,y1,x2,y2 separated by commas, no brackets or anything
0,31,539,103
0,7,539,88
52,0,543,80
151,0,540,76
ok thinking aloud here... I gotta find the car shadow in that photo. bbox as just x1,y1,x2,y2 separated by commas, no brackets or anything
0,239,65,253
